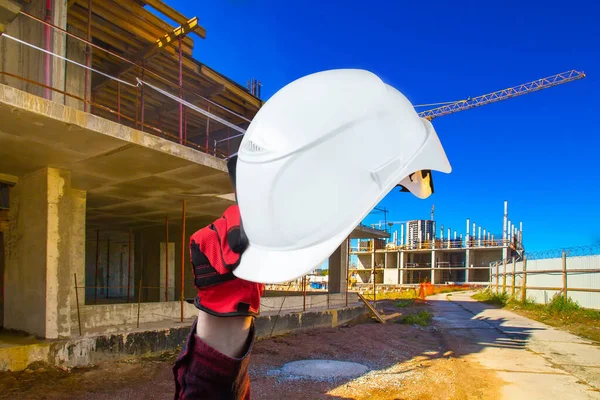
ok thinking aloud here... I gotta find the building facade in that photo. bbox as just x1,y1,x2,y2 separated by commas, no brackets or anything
349,201,523,286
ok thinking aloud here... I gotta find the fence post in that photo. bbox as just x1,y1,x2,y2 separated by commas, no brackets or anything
562,250,567,300
521,256,527,303
502,259,507,293
511,257,516,297
495,262,500,293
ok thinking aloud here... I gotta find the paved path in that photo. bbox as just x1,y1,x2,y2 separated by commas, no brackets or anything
429,291,600,399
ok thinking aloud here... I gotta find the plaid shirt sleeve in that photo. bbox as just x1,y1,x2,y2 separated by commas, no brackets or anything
173,318,254,400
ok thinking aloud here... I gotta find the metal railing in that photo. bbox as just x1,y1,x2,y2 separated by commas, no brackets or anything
0,10,252,159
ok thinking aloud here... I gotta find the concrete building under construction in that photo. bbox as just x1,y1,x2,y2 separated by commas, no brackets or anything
349,201,524,286
0,0,373,346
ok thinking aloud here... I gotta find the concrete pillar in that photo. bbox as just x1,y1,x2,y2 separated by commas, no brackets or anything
465,249,470,283
399,250,404,285
431,250,436,284
4,168,85,338
370,239,375,269
328,238,348,294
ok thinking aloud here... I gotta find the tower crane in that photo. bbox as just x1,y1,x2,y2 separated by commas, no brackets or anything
397,70,585,195
417,70,585,120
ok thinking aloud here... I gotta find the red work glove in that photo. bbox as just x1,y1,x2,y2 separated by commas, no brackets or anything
189,205,264,317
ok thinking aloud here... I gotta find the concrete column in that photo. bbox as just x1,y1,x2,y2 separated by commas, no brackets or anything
328,238,348,294
399,250,404,285
4,168,85,338
370,239,375,269
431,250,436,284
465,249,470,283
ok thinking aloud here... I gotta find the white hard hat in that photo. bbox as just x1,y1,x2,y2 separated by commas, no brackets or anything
233,69,451,283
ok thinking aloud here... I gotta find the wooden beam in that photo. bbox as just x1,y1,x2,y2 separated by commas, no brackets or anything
114,0,195,51
68,0,77,8
199,65,261,109
149,17,198,59
357,293,386,324
142,0,206,38
93,18,198,91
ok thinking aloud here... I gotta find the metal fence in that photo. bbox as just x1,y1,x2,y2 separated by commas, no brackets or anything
490,245,600,310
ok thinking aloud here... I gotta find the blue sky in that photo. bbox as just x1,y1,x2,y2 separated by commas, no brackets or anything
168,0,599,252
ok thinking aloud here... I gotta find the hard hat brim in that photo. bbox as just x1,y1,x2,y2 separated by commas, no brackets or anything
233,226,350,284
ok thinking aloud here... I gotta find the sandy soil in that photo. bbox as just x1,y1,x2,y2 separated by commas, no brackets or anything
0,301,502,399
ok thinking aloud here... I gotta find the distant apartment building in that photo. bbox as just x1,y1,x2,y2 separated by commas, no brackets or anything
406,220,436,247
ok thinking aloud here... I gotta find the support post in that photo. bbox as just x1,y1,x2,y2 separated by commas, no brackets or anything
465,249,470,284
346,237,350,306
502,259,507,293
205,105,210,151
127,228,132,303
180,200,186,322
94,229,99,304
135,66,139,127
84,0,91,112
521,257,527,303
431,250,436,284
106,236,110,299
117,75,121,123
562,250,567,299
495,262,499,293
302,275,306,312
178,36,183,144
511,257,516,296
137,279,142,328
165,216,169,302
74,273,82,336
140,61,145,131
399,251,404,285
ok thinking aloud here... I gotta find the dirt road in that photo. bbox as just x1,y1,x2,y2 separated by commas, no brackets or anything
1,299,502,399
431,291,600,400
5,293,599,399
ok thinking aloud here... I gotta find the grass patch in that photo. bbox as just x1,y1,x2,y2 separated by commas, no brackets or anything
362,284,473,302
396,299,415,308
472,291,600,343
472,290,509,307
400,311,432,327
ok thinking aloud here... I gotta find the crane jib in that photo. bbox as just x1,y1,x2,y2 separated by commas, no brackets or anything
418,70,585,121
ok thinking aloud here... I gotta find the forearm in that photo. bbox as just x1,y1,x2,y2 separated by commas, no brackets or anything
195,310,253,358
173,316,254,400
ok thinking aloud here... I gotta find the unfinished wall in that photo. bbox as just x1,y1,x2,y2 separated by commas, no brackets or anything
383,268,399,284
134,221,198,304
0,231,4,327
470,249,501,282
356,253,370,269
84,230,134,304
0,1,70,97
436,251,466,283
64,24,88,110
328,239,348,294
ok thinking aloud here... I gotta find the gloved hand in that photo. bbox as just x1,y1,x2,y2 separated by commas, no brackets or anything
189,204,264,317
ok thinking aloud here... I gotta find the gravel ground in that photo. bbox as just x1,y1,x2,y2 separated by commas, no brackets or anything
0,300,501,399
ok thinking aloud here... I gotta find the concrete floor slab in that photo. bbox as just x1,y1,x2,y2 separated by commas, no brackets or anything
0,84,235,228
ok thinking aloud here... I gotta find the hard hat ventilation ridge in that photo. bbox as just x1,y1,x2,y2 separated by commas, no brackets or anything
242,140,264,153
